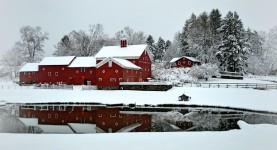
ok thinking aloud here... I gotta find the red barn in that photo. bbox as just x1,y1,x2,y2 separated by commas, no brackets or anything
36,56,75,84
169,56,201,68
96,57,141,88
95,39,152,81
67,57,96,85
19,63,39,84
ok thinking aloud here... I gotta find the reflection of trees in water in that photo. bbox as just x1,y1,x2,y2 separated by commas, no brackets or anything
0,108,28,133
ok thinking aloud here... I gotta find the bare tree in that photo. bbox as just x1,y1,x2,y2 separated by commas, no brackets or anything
17,26,49,62
115,26,147,45
54,24,108,56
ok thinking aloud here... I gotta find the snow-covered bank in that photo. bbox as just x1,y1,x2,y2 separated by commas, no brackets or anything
0,78,277,112
1,121,277,150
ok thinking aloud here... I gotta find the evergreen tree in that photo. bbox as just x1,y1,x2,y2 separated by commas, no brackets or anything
216,11,249,72
146,35,158,61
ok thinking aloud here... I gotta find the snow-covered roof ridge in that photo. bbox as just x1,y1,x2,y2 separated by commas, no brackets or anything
96,57,141,70
95,44,149,59
169,56,200,63
19,63,40,72
68,57,96,68
39,56,76,66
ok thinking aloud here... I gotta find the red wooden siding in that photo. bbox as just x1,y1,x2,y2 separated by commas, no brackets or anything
19,72,37,84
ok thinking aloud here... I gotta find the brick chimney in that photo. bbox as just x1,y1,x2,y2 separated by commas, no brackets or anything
120,38,128,48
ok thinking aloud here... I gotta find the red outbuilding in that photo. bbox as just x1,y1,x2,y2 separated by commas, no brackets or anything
19,63,39,84
169,56,201,68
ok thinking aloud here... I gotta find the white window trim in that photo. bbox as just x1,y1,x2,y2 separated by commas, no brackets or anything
98,114,102,117
48,72,51,76
98,78,102,81
55,72,58,76
110,114,116,117
108,60,112,67
110,78,116,82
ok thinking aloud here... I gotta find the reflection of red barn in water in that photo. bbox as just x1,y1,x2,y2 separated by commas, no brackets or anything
19,105,151,133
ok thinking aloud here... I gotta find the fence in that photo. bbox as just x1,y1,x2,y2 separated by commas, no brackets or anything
193,83,277,90
34,84,73,90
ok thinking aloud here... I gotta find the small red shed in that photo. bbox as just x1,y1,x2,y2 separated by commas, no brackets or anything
19,63,39,84
170,56,201,68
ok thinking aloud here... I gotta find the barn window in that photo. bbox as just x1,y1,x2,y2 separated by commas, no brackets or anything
183,61,186,64
55,114,58,118
32,72,35,75
188,61,191,65
48,72,51,76
81,67,85,72
62,67,65,70
55,72,58,76
115,70,118,73
76,70,79,74
98,78,102,82
108,60,112,67
24,72,27,75
42,68,45,71
102,122,105,126
119,78,122,82
110,78,116,82
102,70,105,73
98,114,102,117
90,70,93,74
178,61,181,65
110,114,116,117
48,114,51,118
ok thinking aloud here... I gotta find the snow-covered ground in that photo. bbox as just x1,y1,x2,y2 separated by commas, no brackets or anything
0,78,277,112
0,121,277,150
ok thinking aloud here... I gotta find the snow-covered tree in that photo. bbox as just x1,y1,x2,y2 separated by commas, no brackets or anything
216,11,249,72
54,24,107,56
189,63,220,79
1,46,25,80
115,26,146,45
16,26,49,63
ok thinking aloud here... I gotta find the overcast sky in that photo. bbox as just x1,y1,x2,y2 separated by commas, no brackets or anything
0,0,277,57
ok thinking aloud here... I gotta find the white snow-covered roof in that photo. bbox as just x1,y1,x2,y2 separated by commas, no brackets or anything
68,123,96,133
169,57,182,63
95,44,148,59
19,63,39,72
39,56,75,66
96,57,141,70
184,56,201,62
169,56,201,63
68,57,96,68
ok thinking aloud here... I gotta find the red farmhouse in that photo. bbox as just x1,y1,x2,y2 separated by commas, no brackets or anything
19,63,39,84
169,56,201,68
95,39,152,81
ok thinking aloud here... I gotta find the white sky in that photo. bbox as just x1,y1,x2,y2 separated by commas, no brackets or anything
0,0,276,57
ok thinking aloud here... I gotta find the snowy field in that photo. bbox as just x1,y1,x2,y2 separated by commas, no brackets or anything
0,78,277,112
0,121,277,150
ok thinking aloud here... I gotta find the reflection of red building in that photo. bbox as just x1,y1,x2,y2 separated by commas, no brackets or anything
19,105,151,133
19,39,152,87
170,56,201,68
19,63,39,84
